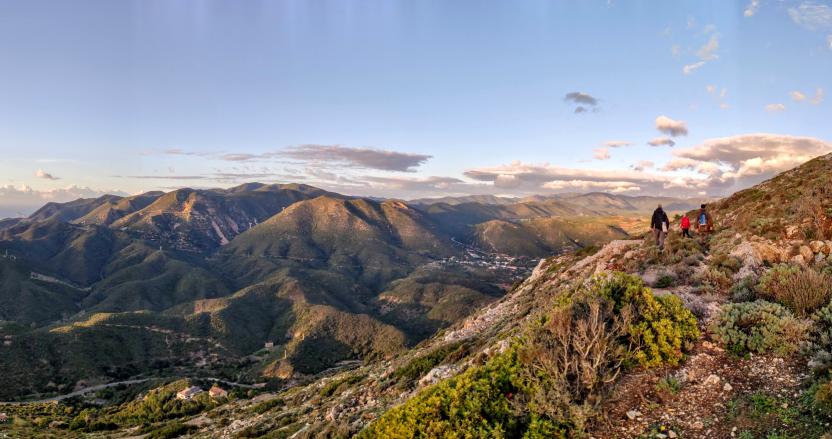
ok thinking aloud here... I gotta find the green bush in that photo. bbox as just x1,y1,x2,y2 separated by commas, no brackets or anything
710,300,808,356
360,272,701,438
730,276,758,303
804,301,832,380
146,421,196,439
357,349,565,438
319,374,363,398
810,380,832,417
758,264,832,315
391,342,465,387
709,253,742,276
655,274,675,289
249,397,284,415
592,272,699,367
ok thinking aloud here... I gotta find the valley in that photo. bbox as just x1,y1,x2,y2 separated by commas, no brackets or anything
0,184,689,405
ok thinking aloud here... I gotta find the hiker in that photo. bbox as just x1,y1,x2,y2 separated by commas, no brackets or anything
681,214,691,238
696,204,713,234
651,204,670,250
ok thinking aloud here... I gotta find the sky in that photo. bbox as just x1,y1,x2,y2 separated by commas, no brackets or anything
1,0,832,217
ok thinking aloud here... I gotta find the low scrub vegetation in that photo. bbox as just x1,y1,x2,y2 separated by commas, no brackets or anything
758,264,832,315
390,341,467,388
730,276,759,303
591,272,699,367
360,272,699,437
710,300,808,356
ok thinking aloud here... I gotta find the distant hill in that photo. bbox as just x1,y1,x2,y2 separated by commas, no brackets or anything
0,183,691,400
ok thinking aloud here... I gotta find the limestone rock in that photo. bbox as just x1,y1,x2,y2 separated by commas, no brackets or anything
800,245,815,262
704,374,721,386
418,365,459,387
810,240,825,254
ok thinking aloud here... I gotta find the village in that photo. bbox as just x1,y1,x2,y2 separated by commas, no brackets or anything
436,242,539,283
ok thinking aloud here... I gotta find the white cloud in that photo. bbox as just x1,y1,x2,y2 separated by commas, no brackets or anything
35,169,59,180
790,88,824,104
706,85,717,94
655,115,689,136
744,0,760,17
681,27,720,75
631,160,655,171
790,90,807,102
765,103,786,112
463,134,832,197
604,140,632,148
683,61,706,75
593,148,611,160
788,2,832,31
648,137,677,147
811,87,825,104
696,35,720,61
673,133,832,183
542,180,641,193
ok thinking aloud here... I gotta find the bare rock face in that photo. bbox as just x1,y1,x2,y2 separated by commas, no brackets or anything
799,245,815,263
418,365,459,388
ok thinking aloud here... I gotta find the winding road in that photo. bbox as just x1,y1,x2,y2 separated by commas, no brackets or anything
0,377,262,405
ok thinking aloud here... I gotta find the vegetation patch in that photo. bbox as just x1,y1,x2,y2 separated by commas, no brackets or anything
360,272,699,437
319,374,364,398
710,301,808,356
390,341,467,388
758,264,832,315
591,272,699,367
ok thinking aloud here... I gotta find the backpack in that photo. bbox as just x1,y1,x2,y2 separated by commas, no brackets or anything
699,213,707,226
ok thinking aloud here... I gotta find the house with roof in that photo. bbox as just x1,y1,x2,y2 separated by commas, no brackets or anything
209,385,228,399
176,386,203,400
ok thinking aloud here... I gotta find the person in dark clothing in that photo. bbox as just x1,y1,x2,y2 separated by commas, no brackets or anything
651,204,670,249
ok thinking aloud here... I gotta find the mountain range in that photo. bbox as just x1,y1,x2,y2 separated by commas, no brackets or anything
0,184,703,400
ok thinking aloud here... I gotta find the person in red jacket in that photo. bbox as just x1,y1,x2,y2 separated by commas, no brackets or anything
680,214,691,238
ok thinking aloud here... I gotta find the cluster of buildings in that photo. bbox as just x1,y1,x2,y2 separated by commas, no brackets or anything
175,384,228,400
439,250,537,280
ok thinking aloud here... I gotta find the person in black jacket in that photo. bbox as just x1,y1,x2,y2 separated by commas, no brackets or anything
651,204,670,250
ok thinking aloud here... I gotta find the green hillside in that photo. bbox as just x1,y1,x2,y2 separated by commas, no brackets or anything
0,183,671,402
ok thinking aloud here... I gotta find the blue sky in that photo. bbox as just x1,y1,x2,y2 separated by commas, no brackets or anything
1,0,831,216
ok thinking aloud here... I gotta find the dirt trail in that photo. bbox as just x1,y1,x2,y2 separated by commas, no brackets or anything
591,247,821,438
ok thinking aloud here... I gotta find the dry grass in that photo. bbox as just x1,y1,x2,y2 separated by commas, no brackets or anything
759,264,832,316
516,297,630,427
